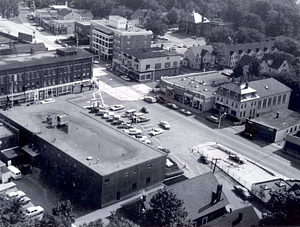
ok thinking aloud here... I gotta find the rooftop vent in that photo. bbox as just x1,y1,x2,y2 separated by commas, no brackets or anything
86,156,93,161
265,86,269,89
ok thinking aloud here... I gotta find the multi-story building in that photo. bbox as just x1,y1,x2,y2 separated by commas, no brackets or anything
215,78,292,122
117,47,181,82
182,45,215,70
0,48,93,107
0,100,166,208
90,15,152,60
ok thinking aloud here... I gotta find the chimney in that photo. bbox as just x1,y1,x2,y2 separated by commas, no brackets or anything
161,44,164,49
210,191,216,204
232,213,243,226
216,184,223,202
245,82,249,89
65,1,68,6
276,112,279,118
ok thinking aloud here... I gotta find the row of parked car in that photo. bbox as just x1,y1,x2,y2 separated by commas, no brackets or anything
5,190,44,219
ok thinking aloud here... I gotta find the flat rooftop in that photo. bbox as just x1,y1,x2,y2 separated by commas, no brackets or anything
0,48,93,71
125,47,180,59
249,109,300,131
0,123,15,138
0,100,165,176
161,72,230,98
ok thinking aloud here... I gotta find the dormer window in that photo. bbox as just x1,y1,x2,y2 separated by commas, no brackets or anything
234,94,238,99
227,91,230,96
220,88,223,93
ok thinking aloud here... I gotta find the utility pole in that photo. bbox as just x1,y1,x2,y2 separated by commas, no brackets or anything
212,158,221,174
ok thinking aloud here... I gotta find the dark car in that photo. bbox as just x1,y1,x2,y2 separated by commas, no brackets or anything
140,107,149,113
241,131,256,140
234,185,252,200
198,155,209,164
229,155,245,164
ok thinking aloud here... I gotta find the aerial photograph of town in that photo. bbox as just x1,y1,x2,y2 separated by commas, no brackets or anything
0,0,300,226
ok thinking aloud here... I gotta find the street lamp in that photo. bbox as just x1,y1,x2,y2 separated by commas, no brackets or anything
216,112,226,145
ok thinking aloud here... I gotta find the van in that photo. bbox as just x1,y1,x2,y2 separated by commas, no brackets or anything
7,165,22,180
206,115,219,123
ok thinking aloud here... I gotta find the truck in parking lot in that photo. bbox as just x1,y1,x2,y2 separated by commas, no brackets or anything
7,165,21,180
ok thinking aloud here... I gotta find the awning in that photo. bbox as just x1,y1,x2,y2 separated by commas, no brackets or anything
21,145,40,158
2,148,22,159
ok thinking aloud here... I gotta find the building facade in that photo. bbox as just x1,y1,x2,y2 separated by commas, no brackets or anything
116,47,181,82
182,45,215,70
215,78,291,122
90,16,152,60
0,48,93,107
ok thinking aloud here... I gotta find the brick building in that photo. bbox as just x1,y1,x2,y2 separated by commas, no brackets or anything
0,48,93,107
0,100,166,208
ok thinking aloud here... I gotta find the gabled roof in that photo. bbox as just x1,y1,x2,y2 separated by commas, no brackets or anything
204,206,260,227
238,55,253,67
130,9,149,20
261,54,288,70
226,41,275,55
58,8,71,17
182,11,210,24
188,45,214,58
145,172,229,221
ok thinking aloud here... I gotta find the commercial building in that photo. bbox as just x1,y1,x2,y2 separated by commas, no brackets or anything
90,15,152,60
284,131,300,159
117,47,181,82
0,100,166,208
158,72,230,112
0,48,93,107
215,78,291,122
245,109,300,143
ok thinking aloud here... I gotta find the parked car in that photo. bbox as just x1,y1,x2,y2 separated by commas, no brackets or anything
109,105,125,111
234,185,252,200
166,103,178,109
140,136,151,144
120,75,131,81
117,123,133,129
20,196,31,205
158,121,171,129
124,128,142,135
180,108,192,115
198,155,209,164
140,106,149,113
206,115,219,123
241,131,256,140
40,98,55,104
144,96,157,103
23,206,44,218
229,155,245,164
7,190,26,199
136,117,150,123
149,128,164,136
157,146,170,154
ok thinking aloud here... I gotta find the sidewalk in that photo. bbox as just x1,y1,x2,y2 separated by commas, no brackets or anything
74,183,165,226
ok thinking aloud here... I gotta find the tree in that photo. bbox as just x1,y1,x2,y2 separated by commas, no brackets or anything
239,13,265,33
144,10,168,38
91,0,116,19
111,5,133,19
275,37,300,57
107,212,140,227
248,57,260,78
166,7,180,25
230,64,244,82
143,188,190,227
205,27,235,44
234,27,265,43
0,195,26,226
79,218,104,227
212,43,227,67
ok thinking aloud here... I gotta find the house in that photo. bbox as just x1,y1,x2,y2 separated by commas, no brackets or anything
117,47,181,82
260,54,291,74
182,45,215,70
245,109,300,143
121,172,229,226
204,205,260,227
215,78,291,122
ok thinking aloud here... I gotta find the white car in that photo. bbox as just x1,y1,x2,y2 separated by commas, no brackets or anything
40,98,55,104
159,121,171,129
120,75,131,81
7,190,26,199
144,96,157,103
23,206,44,218
140,136,151,144
149,128,164,136
124,128,142,135
109,105,125,111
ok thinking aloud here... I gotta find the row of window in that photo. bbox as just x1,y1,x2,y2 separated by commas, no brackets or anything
146,62,178,70
258,94,286,109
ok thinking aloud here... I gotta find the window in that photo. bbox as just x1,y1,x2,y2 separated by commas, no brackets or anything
250,109,252,115
104,178,110,184
133,168,138,174
273,96,277,105
263,99,267,108
146,177,150,184
125,172,129,177
155,63,161,69
245,103,247,108
251,102,253,106
165,62,171,68
232,102,234,107
146,65,150,70
173,61,177,67
132,183,137,190
147,164,152,169
282,94,286,103
268,98,272,107
278,95,282,104
243,111,246,117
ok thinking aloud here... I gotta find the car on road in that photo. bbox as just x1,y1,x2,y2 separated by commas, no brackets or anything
124,128,142,135
158,121,171,129
166,103,178,109
144,96,157,103
120,75,131,81
157,146,170,154
180,108,192,115
40,98,55,104
23,206,44,218
136,117,150,123
234,185,252,200
149,128,164,136
206,115,219,123
140,106,149,113
198,155,209,164
7,190,26,199
93,60,100,64
140,136,151,144
109,105,125,111
229,154,245,164
117,123,133,129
